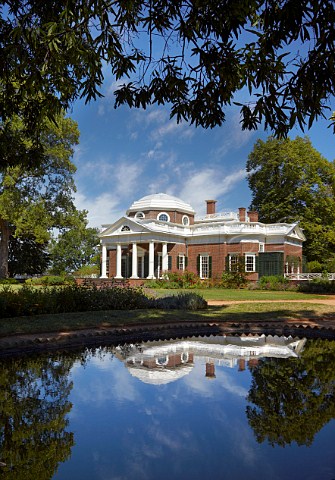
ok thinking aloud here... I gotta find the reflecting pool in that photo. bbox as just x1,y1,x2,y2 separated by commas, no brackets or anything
0,334,335,480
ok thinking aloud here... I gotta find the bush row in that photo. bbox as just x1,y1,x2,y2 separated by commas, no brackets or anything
0,285,207,318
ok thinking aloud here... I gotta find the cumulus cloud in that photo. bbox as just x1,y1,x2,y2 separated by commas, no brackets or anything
179,167,247,215
74,191,123,227
212,110,257,159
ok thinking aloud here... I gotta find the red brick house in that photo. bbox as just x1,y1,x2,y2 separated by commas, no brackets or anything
99,193,305,281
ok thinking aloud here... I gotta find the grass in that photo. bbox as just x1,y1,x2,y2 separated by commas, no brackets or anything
149,288,332,301
1,302,334,338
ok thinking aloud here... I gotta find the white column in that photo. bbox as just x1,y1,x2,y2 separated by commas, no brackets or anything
147,241,155,279
115,244,123,278
100,244,108,278
162,242,168,272
130,242,138,279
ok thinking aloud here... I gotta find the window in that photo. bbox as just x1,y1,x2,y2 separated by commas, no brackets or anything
245,254,256,272
182,215,189,226
135,212,145,219
229,255,239,272
121,225,130,231
178,254,185,271
259,243,265,252
156,355,169,366
157,212,170,222
200,255,209,279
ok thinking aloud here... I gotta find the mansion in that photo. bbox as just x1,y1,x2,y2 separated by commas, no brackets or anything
99,193,305,282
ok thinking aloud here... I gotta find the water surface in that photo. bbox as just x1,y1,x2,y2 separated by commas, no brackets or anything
0,334,334,480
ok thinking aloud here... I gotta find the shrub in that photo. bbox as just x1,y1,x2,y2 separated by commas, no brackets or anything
0,278,20,284
258,275,294,291
221,271,248,289
155,293,207,310
298,279,335,294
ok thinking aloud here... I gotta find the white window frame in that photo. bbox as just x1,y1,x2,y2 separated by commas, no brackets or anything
259,242,265,252
182,215,190,226
200,254,209,279
178,254,185,271
135,211,145,219
157,212,170,222
229,254,239,272
245,254,256,272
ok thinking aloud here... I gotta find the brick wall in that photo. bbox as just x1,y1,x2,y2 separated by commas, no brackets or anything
128,210,195,225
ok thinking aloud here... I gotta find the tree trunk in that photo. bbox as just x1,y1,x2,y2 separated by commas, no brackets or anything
0,219,10,278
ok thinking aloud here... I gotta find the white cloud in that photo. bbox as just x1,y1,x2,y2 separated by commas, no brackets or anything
179,167,246,214
212,110,256,159
74,191,123,227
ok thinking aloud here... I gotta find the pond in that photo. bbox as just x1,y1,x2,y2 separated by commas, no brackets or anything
0,334,335,480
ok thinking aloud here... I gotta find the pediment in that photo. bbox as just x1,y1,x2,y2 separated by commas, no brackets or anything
286,223,306,241
99,217,151,237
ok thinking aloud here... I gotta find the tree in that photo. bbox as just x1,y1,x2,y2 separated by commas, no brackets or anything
0,112,80,278
49,221,100,275
8,234,50,277
246,136,335,262
246,339,335,447
0,353,74,479
1,0,335,147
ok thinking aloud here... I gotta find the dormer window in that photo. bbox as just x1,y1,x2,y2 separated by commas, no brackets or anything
135,212,145,219
157,212,170,222
121,225,130,232
182,215,189,226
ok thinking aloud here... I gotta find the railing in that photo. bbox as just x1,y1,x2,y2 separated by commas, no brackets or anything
284,273,335,281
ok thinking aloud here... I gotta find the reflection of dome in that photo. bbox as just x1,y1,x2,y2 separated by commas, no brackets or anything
126,193,195,215
128,365,193,385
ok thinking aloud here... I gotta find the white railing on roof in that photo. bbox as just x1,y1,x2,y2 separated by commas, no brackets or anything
285,273,335,281
196,211,239,222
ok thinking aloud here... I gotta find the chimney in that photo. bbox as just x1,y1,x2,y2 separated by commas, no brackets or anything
238,207,246,222
206,200,217,215
248,211,259,222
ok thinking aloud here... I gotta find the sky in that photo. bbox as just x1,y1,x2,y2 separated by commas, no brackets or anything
70,79,335,229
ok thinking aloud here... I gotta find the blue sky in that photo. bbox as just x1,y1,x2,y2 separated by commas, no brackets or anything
71,80,334,229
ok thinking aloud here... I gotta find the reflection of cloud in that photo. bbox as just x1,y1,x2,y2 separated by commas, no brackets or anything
70,356,140,406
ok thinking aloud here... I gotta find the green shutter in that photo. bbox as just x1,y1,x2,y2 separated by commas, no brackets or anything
255,255,259,273
225,255,230,272
258,252,284,277
144,254,149,278
196,255,200,276
185,256,188,268
168,255,172,270
209,256,212,278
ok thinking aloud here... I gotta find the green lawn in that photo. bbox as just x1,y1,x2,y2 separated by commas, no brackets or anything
149,288,332,301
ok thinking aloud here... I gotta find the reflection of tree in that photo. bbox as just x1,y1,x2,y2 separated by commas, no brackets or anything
246,339,335,447
0,354,75,479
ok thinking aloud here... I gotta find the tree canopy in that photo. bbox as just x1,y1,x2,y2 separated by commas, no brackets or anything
0,112,80,277
246,136,335,262
1,0,335,143
49,221,100,275
246,339,335,447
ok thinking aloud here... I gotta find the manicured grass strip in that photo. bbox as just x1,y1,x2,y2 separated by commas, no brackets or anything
150,288,332,301
1,302,334,338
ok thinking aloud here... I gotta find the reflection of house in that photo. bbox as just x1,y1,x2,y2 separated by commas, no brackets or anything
99,193,305,281
115,335,306,385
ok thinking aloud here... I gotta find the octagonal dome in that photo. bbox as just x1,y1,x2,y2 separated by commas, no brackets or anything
126,193,195,215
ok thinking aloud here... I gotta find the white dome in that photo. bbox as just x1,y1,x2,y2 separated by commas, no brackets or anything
127,365,193,385
127,193,195,215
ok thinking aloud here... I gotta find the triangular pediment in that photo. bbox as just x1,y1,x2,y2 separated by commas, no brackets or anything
99,217,152,237
286,223,306,241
